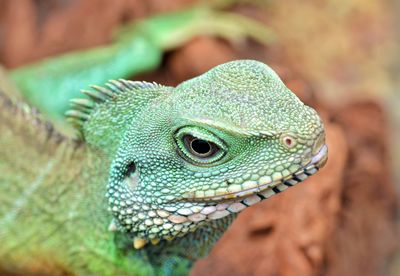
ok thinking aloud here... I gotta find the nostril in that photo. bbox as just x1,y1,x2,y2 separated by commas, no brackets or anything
280,134,297,149
284,137,293,147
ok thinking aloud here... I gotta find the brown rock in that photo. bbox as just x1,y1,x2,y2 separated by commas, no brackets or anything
323,102,398,276
167,36,238,83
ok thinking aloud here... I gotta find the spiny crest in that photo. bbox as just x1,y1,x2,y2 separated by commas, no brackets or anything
0,88,68,145
65,79,162,138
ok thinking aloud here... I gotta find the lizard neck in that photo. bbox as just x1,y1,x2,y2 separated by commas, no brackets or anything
0,85,235,275
132,215,236,274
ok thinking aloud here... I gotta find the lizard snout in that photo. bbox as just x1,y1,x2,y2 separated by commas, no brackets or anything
312,131,326,156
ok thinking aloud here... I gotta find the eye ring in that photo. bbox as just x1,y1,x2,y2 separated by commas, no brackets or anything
281,135,297,149
184,135,219,158
174,126,227,165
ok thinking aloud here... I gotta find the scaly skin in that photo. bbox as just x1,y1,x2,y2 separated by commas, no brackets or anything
9,7,273,125
0,60,327,275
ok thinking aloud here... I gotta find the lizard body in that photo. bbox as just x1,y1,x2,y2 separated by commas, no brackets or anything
0,60,327,275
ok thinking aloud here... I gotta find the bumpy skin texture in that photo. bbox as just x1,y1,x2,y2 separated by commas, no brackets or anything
0,60,327,275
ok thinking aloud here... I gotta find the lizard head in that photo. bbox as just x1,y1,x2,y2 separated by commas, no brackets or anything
69,60,327,249
107,60,328,247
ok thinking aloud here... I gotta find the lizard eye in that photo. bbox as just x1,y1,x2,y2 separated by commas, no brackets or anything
175,127,227,165
184,135,219,158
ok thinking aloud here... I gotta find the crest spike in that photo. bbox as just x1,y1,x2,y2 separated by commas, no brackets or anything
65,110,90,120
70,98,94,109
91,85,115,98
81,89,108,102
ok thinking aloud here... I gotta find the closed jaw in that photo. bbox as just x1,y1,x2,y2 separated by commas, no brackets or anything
161,144,329,225
183,144,328,202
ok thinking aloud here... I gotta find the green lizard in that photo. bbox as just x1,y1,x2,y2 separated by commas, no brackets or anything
0,59,327,275
1,4,325,274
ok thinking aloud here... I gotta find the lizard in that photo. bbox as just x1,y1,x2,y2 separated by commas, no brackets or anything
0,59,328,275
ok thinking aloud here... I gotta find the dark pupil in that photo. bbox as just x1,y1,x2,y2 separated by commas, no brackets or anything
190,139,211,155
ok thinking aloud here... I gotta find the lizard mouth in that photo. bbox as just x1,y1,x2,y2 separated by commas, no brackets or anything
185,144,328,203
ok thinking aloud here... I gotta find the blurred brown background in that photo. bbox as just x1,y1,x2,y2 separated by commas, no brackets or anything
0,0,399,275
